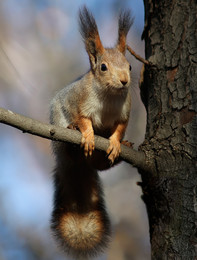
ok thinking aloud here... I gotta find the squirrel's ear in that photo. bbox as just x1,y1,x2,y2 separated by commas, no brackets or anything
79,6,104,69
116,10,133,54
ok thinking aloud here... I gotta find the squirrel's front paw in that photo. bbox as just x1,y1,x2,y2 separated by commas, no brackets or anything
81,130,95,157
107,137,121,164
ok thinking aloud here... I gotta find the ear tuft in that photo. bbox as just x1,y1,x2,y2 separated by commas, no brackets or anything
117,10,134,54
78,6,104,68
79,6,98,43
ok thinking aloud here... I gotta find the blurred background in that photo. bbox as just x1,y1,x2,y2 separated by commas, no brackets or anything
0,0,149,259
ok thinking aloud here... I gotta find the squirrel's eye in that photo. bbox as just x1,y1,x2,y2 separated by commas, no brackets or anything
101,63,107,71
129,65,132,71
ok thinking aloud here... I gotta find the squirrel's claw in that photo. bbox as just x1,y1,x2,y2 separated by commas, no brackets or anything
81,133,95,157
107,137,121,164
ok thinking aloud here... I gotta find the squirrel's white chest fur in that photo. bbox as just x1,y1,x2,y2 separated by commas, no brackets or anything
82,91,129,130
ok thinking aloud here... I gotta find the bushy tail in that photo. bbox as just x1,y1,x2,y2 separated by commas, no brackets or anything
51,142,111,258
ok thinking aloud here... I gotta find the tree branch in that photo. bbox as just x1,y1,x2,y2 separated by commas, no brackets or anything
0,107,148,171
127,45,151,65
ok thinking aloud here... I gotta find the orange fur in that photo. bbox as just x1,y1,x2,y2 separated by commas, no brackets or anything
117,34,127,53
107,121,128,162
94,34,104,54
76,116,95,156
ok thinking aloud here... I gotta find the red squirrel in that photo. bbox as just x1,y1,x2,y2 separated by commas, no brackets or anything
50,6,133,258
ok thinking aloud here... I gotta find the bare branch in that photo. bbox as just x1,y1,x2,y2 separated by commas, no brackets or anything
0,107,148,171
127,45,151,65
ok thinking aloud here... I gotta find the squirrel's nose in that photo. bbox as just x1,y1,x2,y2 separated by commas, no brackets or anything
120,80,128,86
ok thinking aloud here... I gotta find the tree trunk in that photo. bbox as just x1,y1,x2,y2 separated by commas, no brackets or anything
140,0,197,259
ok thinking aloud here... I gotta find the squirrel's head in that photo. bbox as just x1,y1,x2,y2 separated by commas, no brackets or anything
79,6,133,93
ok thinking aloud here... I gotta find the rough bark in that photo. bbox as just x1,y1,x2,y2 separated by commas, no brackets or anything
141,0,197,259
